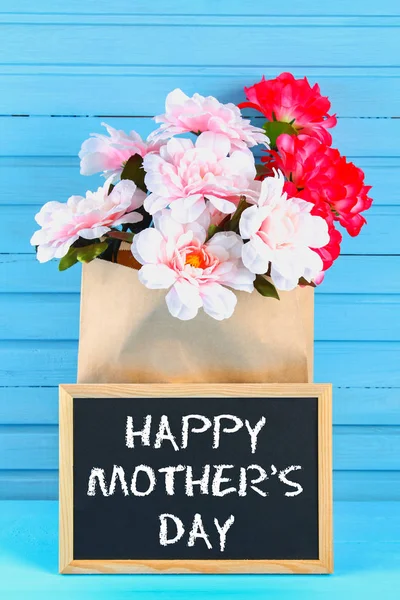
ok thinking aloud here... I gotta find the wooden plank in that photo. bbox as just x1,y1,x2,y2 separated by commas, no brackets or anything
0,425,58,469
0,470,58,500
0,340,398,387
322,256,400,294
1,255,398,294
0,341,79,386
2,70,400,117
0,157,100,206
13,204,393,255
314,342,400,387
3,470,400,501
2,18,400,69
0,255,80,293
0,116,398,157
0,388,58,425
0,294,80,340
0,422,398,471
1,292,400,342
0,156,395,207
317,295,400,342
0,386,398,426
6,15,400,26
341,206,400,254
0,386,399,426
6,0,400,17
332,388,400,425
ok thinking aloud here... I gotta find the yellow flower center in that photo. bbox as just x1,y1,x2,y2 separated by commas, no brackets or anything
185,250,207,269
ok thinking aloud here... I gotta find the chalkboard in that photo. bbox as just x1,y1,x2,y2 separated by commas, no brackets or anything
59,383,332,574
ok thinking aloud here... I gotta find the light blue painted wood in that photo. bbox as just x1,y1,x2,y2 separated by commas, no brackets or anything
2,70,400,117
2,16,400,69
1,116,399,156
0,388,58,425
0,501,399,597
0,340,398,387
2,157,396,206
2,471,400,501
0,471,57,500
5,0,400,16
1,387,398,426
2,255,399,294
1,424,399,471
2,292,400,341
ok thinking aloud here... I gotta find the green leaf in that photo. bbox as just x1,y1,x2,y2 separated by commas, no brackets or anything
226,197,251,232
58,247,79,272
76,241,109,264
206,224,223,241
120,154,147,192
254,275,280,300
263,120,297,148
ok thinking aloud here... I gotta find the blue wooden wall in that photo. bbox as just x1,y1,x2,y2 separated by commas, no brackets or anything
1,0,399,500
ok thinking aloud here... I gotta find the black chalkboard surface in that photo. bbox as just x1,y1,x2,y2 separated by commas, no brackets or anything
59,384,332,574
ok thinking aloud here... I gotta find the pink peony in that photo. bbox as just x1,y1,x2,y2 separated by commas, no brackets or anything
79,122,163,181
149,88,268,151
239,73,337,144
239,171,329,290
131,210,255,320
31,179,146,263
143,132,257,224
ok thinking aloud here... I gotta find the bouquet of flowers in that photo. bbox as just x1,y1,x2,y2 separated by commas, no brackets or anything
31,72,372,322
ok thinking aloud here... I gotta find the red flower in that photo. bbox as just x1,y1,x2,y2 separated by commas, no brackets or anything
264,134,372,237
239,73,337,144
308,197,342,272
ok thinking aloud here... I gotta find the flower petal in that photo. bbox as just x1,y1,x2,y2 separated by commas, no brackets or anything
206,231,243,260
239,205,264,240
131,228,164,264
113,211,143,226
144,193,170,215
205,194,237,215
170,195,206,224
165,281,202,320
138,264,177,289
196,131,231,159
200,283,237,321
241,237,272,275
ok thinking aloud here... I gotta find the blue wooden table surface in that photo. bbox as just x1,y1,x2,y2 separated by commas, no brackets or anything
0,501,399,599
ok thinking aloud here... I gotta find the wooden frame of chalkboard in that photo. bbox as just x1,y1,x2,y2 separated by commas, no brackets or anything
59,383,332,574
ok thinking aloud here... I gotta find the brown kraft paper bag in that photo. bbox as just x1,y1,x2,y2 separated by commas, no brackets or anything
77,255,314,384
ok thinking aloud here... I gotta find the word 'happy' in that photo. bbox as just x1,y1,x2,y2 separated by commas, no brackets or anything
125,413,267,453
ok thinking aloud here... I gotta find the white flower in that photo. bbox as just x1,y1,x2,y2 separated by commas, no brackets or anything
132,211,255,320
149,88,268,151
143,132,257,224
79,122,163,181
240,171,329,290
31,179,146,263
